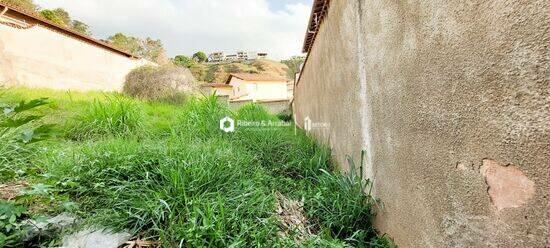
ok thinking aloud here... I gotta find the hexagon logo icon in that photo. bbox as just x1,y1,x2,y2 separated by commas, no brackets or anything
220,116,235,133
304,116,312,132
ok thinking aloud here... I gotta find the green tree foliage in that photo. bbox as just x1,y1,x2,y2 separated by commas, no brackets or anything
192,51,208,63
143,38,168,64
173,55,194,68
281,56,305,80
39,9,65,25
2,0,38,12
37,7,92,35
108,33,143,55
51,8,70,25
71,20,91,35
107,33,168,64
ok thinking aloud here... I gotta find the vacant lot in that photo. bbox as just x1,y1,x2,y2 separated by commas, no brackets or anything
0,88,393,247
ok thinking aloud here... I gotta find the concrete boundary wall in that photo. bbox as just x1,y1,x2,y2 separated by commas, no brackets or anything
293,0,549,247
0,10,151,92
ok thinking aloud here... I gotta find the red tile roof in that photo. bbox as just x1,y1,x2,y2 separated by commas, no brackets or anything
226,73,288,83
0,2,139,59
302,0,331,53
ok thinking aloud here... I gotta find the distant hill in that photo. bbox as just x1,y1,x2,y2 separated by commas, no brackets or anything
191,59,290,83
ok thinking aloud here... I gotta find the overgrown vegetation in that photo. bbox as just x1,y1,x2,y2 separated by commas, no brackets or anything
184,59,290,83
0,92,56,246
0,88,394,247
123,65,197,103
65,96,144,141
0,95,53,181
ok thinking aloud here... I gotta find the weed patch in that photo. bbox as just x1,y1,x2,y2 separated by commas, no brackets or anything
1,88,394,247
66,96,144,140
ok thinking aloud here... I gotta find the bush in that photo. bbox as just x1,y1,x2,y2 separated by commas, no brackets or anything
173,55,194,68
123,65,197,103
276,109,293,122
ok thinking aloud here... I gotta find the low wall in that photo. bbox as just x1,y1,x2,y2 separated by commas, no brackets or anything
293,0,549,247
228,99,290,114
0,11,150,92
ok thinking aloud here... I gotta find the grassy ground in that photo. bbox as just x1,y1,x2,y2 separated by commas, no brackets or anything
0,88,394,247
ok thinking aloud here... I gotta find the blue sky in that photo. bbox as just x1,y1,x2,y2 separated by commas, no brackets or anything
34,0,314,59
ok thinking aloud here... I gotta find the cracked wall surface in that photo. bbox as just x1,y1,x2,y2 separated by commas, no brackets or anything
294,0,549,247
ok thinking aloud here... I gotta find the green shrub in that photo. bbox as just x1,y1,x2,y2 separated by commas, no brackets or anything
192,51,208,63
173,55,194,68
0,200,32,247
66,96,143,140
123,65,197,103
0,97,54,180
276,109,293,122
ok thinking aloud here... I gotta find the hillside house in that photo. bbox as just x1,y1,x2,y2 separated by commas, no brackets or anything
201,73,290,102
208,52,225,62
226,73,289,102
207,51,268,63
202,73,291,114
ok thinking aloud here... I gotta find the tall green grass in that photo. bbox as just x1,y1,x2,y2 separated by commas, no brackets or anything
1,88,393,247
66,96,144,140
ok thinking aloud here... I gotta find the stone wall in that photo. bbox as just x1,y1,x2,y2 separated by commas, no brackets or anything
293,0,549,247
0,11,150,92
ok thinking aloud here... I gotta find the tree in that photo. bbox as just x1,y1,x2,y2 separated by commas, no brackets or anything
107,33,168,64
143,38,168,64
174,55,194,68
192,51,207,63
39,9,65,26
2,0,38,12
52,8,70,26
281,56,305,80
71,20,91,35
107,33,143,56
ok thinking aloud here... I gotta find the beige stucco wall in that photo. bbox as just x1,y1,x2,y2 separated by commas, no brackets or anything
229,77,289,101
293,0,549,247
0,13,151,92
201,86,233,97
294,0,363,172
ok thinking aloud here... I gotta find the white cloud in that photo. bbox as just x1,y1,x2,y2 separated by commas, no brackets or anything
34,0,311,59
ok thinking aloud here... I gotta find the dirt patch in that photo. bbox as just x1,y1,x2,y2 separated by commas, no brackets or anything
274,192,315,242
121,236,159,248
0,181,29,200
